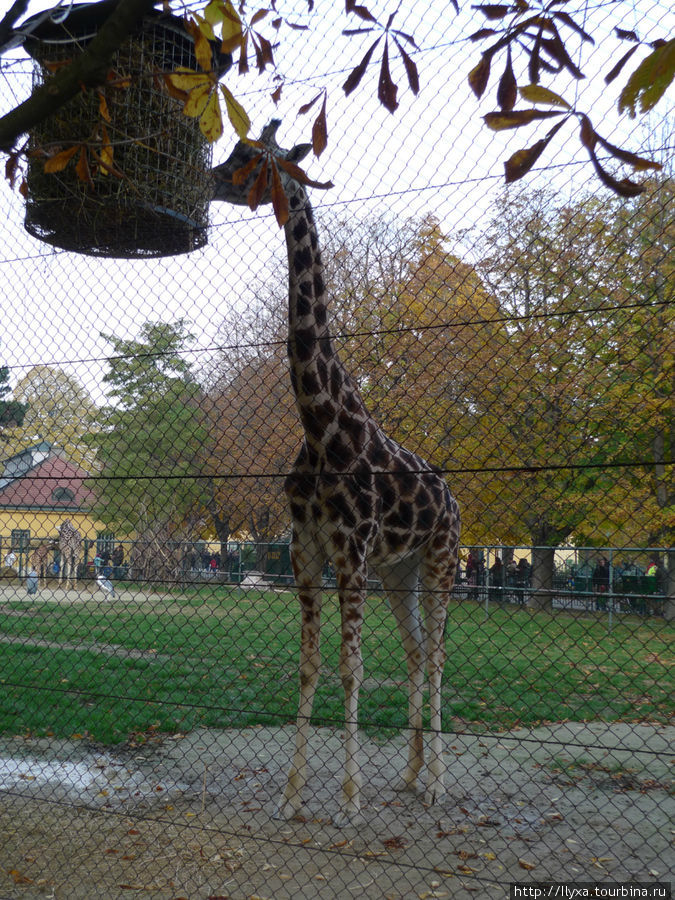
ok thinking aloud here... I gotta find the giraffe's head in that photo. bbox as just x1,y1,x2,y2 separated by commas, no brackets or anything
211,119,311,206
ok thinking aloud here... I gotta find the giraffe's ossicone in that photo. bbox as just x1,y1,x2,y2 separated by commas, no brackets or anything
212,121,460,826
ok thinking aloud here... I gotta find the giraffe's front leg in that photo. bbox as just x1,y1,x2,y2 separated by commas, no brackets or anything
333,567,367,827
421,572,452,805
276,543,324,820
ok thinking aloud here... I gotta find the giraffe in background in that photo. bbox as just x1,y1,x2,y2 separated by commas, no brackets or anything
58,519,81,590
30,541,54,587
212,121,460,825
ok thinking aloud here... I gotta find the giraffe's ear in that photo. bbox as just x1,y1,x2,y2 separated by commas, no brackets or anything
288,143,312,164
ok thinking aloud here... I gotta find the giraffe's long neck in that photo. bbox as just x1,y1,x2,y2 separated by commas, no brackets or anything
284,185,367,461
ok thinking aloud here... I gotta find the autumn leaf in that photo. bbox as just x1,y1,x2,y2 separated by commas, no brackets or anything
343,36,382,95
97,91,111,122
221,84,250,138
378,39,398,112
468,53,492,98
618,38,675,116
43,145,79,173
311,93,328,156
497,47,517,111
518,84,572,109
484,109,566,130
247,156,269,210
270,160,289,227
199,90,224,141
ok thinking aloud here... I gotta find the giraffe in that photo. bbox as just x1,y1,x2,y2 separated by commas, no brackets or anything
30,542,54,587
58,519,81,589
212,121,460,826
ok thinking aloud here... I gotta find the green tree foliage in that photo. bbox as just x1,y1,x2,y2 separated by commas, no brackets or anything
0,364,26,437
8,365,96,464
87,320,210,575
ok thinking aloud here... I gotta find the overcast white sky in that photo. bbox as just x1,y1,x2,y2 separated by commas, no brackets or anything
0,0,672,405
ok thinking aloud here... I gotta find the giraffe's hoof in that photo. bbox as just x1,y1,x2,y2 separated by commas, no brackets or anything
393,776,418,794
332,808,362,829
273,797,302,820
424,780,446,806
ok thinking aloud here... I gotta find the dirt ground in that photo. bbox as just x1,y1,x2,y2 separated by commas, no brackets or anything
0,583,672,898
0,720,672,900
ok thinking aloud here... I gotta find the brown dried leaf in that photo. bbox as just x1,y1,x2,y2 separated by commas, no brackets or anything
44,144,79,173
484,108,565,129
605,45,640,84
97,91,111,122
503,116,567,182
615,27,639,42
473,4,513,21
595,133,661,170
394,37,419,95
378,38,398,112
312,93,328,156
468,53,492,98
343,36,381,95
250,8,269,26
347,3,378,23
75,146,93,186
518,858,537,870
270,160,289,227
276,158,334,190
578,114,596,150
497,46,517,110
232,153,263,185
298,92,322,115
247,157,269,210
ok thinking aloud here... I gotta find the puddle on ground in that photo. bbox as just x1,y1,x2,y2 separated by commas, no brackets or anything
0,753,190,810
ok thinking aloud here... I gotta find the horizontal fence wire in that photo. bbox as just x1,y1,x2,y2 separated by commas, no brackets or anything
0,0,673,897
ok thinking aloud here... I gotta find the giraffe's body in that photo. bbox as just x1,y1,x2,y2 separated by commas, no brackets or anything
58,520,80,589
30,542,53,587
212,122,460,824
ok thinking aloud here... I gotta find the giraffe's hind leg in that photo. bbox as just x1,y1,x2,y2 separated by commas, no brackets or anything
419,541,458,805
276,531,325,820
380,556,426,794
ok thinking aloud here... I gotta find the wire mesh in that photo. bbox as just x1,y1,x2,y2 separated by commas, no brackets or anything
0,0,673,897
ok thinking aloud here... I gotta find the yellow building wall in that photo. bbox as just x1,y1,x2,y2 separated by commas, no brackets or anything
0,509,106,542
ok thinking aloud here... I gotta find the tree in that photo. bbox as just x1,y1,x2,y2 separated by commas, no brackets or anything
1,0,670,199
473,183,674,605
0,364,26,438
8,365,96,464
204,293,301,566
87,320,211,580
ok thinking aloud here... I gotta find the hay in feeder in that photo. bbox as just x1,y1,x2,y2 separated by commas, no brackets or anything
24,10,221,258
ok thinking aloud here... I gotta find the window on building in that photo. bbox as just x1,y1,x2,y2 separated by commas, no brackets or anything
11,529,30,550
97,532,116,556
52,487,75,502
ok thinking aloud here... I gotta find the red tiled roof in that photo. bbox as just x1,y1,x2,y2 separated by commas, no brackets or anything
0,454,95,509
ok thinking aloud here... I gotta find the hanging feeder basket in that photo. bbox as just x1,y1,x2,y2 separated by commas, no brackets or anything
23,3,226,258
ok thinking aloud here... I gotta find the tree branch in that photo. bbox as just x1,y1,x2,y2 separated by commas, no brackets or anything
0,0,157,153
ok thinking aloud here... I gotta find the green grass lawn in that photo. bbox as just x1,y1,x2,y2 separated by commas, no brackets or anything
0,584,672,745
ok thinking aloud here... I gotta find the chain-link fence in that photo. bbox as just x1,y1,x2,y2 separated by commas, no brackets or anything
0,0,673,897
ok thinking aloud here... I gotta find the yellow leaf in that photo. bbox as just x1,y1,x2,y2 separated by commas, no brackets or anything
519,84,572,109
184,81,214,118
518,858,537,870
43,145,79,173
199,89,224,142
220,0,243,52
166,67,212,92
186,16,215,72
204,0,226,26
98,124,114,175
221,84,250,138
97,91,111,122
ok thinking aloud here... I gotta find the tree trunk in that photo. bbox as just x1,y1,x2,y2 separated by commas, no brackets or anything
527,546,555,611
